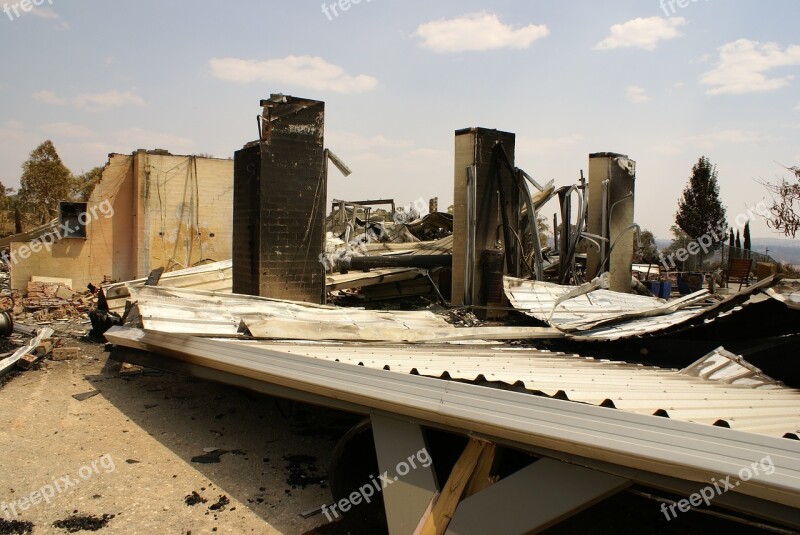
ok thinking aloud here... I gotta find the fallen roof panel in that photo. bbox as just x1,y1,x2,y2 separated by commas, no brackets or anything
680,347,783,388
105,327,800,509
221,340,800,439
104,260,233,312
504,275,779,341
127,285,561,342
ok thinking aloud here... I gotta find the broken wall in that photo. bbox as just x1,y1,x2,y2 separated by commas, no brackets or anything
133,151,233,275
7,151,234,293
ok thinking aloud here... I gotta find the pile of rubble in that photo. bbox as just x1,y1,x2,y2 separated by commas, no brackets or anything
0,324,87,377
19,281,96,322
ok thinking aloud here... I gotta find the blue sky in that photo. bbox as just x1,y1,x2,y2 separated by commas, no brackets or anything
1,0,798,239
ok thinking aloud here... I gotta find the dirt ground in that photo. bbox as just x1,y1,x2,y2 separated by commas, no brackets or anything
0,323,366,535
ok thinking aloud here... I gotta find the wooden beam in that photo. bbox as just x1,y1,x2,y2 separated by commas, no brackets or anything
417,438,487,535
463,443,498,499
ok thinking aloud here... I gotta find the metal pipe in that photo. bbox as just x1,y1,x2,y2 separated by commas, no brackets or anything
518,171,544,280
600,179,609,272
600,224,641,274
579,235,602,253
517,169,544,192
342,255,452,273
493,153,516,275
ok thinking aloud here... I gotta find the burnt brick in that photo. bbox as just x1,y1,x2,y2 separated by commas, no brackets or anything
232,97,326,304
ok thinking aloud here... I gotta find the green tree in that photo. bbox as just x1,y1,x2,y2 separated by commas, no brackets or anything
0,182,13,235
18,140,73,225
633,229,659,264
536,214,550,249
743,221,752,259
72,166,104,201
736,230,741,250
675,156,727,242
729,227,736,259
660,225,690,270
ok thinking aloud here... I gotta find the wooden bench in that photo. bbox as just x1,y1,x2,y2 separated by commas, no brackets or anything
726,258,753,290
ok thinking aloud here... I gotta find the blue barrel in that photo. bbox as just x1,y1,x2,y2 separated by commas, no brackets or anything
659,281,672,299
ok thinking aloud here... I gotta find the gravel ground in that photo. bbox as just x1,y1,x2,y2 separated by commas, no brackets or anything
0,326,363,534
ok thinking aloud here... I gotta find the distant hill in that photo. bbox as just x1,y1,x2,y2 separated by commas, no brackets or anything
654,237,800,265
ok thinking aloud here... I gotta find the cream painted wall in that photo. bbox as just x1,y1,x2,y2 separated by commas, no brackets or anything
9,151,234,294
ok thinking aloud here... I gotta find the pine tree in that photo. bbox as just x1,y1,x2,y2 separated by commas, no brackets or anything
729,227,736,259
675,156,727,241
743,221,751,251
736,230,741,250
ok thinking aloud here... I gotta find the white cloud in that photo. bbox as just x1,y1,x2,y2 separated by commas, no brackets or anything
74,90,146,112
34,89,144,111
40,122,94,139
595,17,685,51
626,86,650,103
32,90,66,105
701,39,800,95
653,129,764,154
209,56,378,94
795,103,800,111
415,12,549,53
689,129,763,146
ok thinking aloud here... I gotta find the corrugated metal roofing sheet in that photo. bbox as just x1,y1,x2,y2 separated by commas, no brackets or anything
119,285,800,439
504,276,778,341
227,340,800,440
126,286,560,342
128,285,452,336
680,347,783,388
104,260,233,312
105,327,800,510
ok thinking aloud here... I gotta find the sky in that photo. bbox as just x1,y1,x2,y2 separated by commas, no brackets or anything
0,0,798,240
